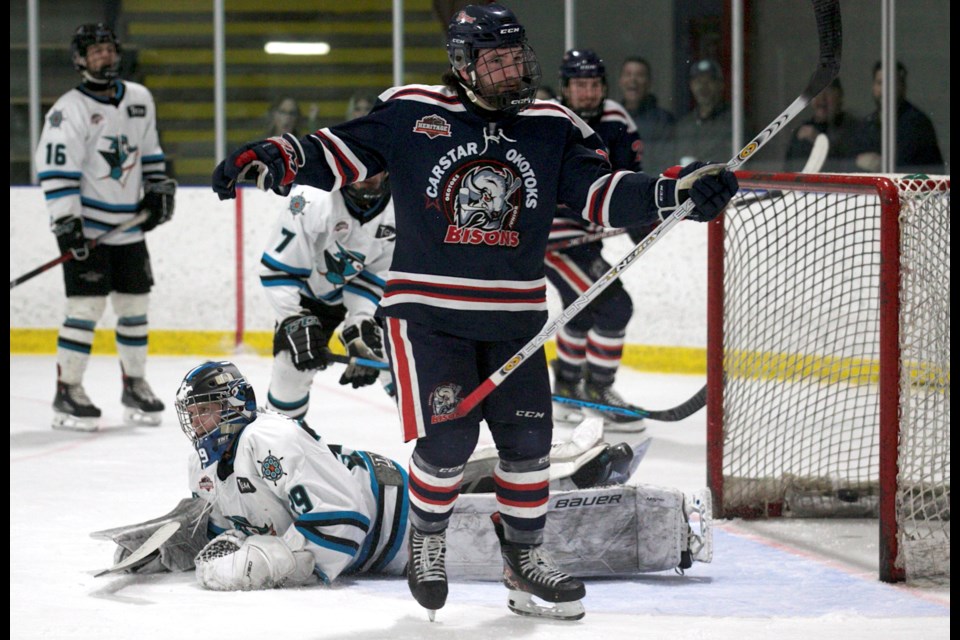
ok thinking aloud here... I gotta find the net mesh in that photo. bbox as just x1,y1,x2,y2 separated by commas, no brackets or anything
716,174,949,583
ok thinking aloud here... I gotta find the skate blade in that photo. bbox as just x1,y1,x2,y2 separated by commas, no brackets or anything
507,590,585,621
426,609,436,622
52,412,99,432
123,407,163,426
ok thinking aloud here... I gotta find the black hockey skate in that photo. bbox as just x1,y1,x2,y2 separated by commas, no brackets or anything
550,360,587,428
491,513,586,621
406,528,448,622
122,376,165,426
583,379,646,432
52,381,101,432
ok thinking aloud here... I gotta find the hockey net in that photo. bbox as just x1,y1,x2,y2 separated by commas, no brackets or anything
706,172,950,583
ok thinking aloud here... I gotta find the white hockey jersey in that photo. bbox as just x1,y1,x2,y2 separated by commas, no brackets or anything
35,81,166,245
188,410,409,584
259,185,397,321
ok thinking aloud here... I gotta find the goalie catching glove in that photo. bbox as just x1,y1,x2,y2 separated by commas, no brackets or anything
194,530,315,591
139,175,177,232
275,311,330,371
655,161,739,222
338,318,386,388
212,133,305,200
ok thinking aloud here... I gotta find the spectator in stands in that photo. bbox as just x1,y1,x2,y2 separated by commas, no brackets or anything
673,59,731,166
346,92,378,120
784,78,860,172
852,61,945,175
617,56,675,174
265,97,302,137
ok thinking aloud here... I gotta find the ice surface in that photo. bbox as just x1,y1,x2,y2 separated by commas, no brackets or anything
10,354,949,639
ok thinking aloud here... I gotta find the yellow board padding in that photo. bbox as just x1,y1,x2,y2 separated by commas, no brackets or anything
9,329,707,375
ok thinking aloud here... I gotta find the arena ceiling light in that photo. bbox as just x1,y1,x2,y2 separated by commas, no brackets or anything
264,42,331,56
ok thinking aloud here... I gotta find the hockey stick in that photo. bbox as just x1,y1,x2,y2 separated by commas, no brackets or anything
326,352,389,370
444,0,841,422
546,134,829,252
328,350,703,422
729,133,831,209
553,383,707,422
10,212,151,290
802,133,830,173
94,521,180,577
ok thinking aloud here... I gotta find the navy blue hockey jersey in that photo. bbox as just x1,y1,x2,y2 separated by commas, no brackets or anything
548,98,645,246
291,83,662,341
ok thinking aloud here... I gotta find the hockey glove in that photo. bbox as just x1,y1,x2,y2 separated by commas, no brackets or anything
194,530,315,591
212,133,305,201
53,216,89,261
139,175,177,232
338,318,386,389
276,312,329,371
655,162,739,222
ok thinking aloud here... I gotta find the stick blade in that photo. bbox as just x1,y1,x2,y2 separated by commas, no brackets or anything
801,133,830,173
94,521,181,577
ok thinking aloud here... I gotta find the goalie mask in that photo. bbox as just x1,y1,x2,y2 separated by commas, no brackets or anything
71,23,122,86
559,49,607,121
176,361,257,467
446,3,541,115
344,172,390,224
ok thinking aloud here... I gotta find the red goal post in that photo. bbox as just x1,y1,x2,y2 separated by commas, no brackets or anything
706,171,950,583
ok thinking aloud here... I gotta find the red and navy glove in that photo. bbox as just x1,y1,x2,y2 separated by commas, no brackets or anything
655,161,739,222
212,133,305,201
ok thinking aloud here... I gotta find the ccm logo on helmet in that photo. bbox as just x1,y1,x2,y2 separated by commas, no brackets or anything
500,27,521,34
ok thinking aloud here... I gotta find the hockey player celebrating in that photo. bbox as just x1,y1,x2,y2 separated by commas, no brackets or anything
547,48,653,431
259,172,395,423
99,360,712,611
36,23,175,431
212,2,737,621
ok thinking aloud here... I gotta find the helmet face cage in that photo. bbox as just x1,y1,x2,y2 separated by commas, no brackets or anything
71,23,121,81
175,362,256,464
559,49,607,120
446,4,542,115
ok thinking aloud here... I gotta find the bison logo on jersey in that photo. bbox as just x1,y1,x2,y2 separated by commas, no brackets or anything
442,162,522,247
429,383,462,424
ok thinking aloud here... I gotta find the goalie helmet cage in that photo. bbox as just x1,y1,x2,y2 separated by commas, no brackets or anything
706,171,950,584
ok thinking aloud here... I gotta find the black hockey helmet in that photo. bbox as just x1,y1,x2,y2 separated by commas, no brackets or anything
71,23,122,82
175,361,257,467
344,172,391,224
559,49,607,120
446,3,541,115
559,49,606,84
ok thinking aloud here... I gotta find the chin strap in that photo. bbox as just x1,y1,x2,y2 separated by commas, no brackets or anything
461,83,497,112
80,75,115,92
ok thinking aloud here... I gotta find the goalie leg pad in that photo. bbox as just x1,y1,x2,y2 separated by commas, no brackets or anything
447,482,707,578
195,531,315,591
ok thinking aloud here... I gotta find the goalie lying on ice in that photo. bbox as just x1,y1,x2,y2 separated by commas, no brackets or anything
94,360,711,591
